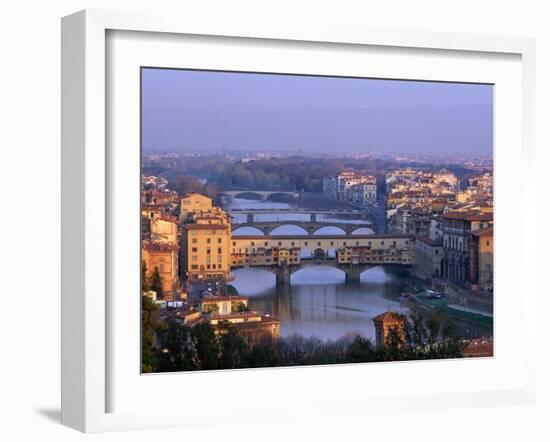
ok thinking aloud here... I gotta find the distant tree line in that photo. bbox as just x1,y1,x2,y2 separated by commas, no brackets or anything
141,296,465,373
155,157,391,193
146,155,489,195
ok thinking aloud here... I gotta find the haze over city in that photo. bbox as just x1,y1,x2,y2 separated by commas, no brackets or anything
141,68,493,155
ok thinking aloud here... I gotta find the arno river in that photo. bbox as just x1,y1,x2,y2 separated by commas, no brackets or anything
227,197,491,342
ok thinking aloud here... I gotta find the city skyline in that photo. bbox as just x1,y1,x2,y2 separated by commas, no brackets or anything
141,68,493,155
140,68,494,373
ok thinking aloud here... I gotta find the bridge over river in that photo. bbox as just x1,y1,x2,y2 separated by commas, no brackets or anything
229,207,376,234
230,234,415,286
222,190,300,203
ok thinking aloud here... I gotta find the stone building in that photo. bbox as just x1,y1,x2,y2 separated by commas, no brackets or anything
180,194,232,281
200,295,249,314
179,192,214,221
414,235,443,280
142,240,180,300
323,169,377,204
199,295,281,344
150,216,179,243
468,226,493,292
372,310,406,347
441,211,493,284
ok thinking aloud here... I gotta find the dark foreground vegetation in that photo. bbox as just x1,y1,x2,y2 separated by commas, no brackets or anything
142,296,466,373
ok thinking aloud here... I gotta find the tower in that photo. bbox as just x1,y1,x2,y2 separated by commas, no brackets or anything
372,309,406,347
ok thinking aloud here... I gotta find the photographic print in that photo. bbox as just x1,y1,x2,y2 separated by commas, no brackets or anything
140,68,494,373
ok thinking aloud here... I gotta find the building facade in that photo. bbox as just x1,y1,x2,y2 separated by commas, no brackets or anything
414,236,443,280
142,240,180,299
372,310,406,347
468,226,493,292
179,192,214,221
323,170,377,204
441,212,493,284
231,235,415,266
181,194,233,281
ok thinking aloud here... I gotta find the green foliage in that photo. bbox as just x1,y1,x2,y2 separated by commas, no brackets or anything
233,302,249,313
155,319,194,372
190,322,220,370
149,266,163,300
203,303,219,313
225,284,240,296
243,342,280,368
208,158,347,192
141,294,160,373
346,335,377,363
143,314,466,373
172,175,219,200
217,322,247,369
141,260,149,291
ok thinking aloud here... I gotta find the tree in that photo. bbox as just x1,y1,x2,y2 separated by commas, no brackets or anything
156,320,194,372
203,303,219,313
385,326,408,361
141,295,160,373
233,302,249,312
226,284,240,296
190,322,220,370
150,266,163,299
141,260,150,292
426,311,442,344
218,322,247,369
243,338,279,368
346,335,377,363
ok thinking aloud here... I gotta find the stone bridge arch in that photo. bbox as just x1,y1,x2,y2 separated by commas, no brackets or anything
231,225,266,236
274,261,374,285
311,224,348,235
348,225,374,235
222,190,300,203
232,191,266,201
269,223,310,236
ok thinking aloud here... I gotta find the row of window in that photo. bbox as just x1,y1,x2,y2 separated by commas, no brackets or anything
231,240,407,247
191,255,223,263
191,237,223,244
190,247,224,254
444,235,465,251
339,257,404,263
232,257,300,265
190,264,222,270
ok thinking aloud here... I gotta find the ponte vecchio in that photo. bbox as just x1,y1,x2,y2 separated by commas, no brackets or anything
229,234,415,285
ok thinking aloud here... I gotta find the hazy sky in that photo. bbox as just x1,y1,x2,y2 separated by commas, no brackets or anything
141,68,493,154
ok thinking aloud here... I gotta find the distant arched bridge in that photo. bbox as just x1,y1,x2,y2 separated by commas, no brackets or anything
221,190,300,203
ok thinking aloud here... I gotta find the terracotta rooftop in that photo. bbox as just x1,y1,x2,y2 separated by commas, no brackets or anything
442,211,493,222
181,192,211,199
185,224,229,230
157,215,179,224
463,338,493,357
471,226,494,237
372,310,406,323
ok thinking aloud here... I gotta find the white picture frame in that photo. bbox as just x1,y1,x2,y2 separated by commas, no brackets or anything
61,9,537,433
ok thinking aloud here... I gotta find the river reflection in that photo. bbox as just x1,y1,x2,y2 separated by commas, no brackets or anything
226,197,490,341
231,266,408,341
